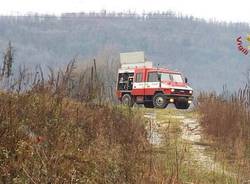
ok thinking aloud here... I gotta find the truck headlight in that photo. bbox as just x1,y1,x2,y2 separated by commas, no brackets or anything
171,89,175,92
189,90,193,94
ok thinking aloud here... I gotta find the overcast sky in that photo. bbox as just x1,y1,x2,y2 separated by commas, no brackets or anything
0,0,249,23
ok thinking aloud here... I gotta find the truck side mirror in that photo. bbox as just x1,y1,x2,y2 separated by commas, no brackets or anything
157,74,161,81
185,77,188,83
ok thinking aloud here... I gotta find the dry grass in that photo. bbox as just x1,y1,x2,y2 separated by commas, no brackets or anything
197,86,250,180
0,91,152,183
0,49,172,183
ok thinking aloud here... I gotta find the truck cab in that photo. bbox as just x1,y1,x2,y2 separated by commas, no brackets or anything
116,52,193,109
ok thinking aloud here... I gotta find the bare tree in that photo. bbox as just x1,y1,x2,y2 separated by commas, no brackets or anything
1,41,14,78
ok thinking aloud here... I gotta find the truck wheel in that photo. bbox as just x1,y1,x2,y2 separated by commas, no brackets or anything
153,93,167,109
121,94,134,107
144,102,154,108
175,102,190,109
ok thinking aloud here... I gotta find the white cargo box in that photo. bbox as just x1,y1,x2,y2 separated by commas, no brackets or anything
120,62,153,69
120,51,145,64
120,51,153,69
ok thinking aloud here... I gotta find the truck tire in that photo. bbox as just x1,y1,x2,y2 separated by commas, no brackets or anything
144,102,154,108
153,93,167,109
121,94,134,107
175,101,190,109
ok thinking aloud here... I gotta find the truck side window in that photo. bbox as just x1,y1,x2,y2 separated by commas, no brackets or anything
148,72,158,82
135,73,142,82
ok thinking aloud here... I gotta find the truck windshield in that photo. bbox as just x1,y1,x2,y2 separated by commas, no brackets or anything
171,74,183,83
160,73,171,81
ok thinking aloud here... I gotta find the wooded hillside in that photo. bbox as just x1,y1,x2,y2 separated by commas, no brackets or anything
0,12,249,91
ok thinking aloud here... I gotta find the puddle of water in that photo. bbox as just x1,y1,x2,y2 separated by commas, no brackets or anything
148,130,162,145
144,112,162,146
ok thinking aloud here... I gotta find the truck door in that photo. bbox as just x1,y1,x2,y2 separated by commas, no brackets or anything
132,70,145,96
145,71,160,96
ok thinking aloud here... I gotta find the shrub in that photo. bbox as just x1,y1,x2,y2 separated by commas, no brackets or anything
197,87,250,178
0,92,148,183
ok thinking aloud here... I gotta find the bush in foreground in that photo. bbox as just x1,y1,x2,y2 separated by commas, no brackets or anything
0,92,148,183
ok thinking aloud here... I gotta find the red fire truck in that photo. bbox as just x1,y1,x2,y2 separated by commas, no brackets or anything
116,52,193,109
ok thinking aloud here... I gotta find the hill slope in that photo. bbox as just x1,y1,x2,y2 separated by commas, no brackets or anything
0,12,250,91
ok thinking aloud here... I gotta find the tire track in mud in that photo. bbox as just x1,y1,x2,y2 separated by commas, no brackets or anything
181,117,236,177
144,110,237,179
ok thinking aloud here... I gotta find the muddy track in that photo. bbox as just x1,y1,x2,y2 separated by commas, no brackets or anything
144,110,237,180
181,117,236,177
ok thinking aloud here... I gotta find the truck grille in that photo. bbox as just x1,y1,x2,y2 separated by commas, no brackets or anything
173,89,190,95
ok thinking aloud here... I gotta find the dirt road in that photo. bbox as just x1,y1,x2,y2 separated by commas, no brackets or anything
144,109,238,182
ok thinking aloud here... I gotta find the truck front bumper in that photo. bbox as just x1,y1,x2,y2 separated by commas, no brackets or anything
164,95,193,104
